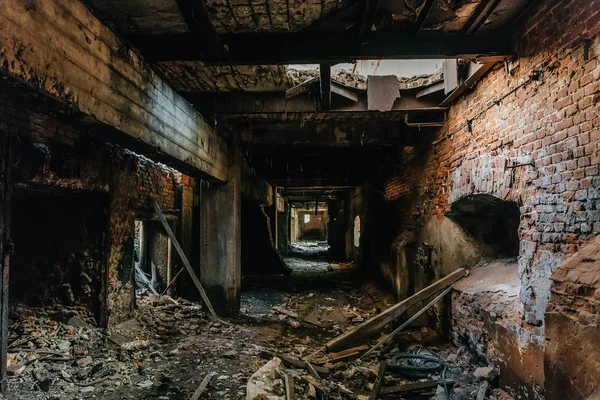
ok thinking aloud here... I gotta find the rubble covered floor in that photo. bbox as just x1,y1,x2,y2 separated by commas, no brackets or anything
7,248,513,399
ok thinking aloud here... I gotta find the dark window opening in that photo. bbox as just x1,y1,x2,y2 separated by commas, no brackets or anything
9,189,107,323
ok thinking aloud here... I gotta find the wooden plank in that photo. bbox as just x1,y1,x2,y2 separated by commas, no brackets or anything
258,350,330,377
285,77,319,100
369,361,386,400
379,379,455,395
325,268,467,352
152,199,218,319
0,137,12,393
190,372,214,400
361,285,454,359
271,306,325,328
312,345,369,365
285,373,295,400
440,62,497,106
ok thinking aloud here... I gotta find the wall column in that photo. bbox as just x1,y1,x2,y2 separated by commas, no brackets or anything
200,148,242,316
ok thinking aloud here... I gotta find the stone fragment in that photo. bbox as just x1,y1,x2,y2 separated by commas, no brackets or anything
137,380,153,389
76,357,94,368
473,366,495,379
80,386,95,393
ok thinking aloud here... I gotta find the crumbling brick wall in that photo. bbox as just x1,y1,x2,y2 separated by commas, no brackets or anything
379,0,599,335
0,96,198,327
370,0,599,395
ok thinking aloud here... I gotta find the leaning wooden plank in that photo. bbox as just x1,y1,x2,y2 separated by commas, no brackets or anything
325,268,467,352
379,379,455,395
285,373,295,400
360,286,454,359
369,361,387,400
271,306,325,328
152,199,218,319
190,372,214,400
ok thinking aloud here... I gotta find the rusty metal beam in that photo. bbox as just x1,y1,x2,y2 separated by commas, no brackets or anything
186,89,446,118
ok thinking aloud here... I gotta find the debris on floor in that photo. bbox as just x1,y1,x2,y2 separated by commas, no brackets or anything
7,244,513,399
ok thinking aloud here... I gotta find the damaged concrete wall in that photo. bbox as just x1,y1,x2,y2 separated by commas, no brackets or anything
369,0,600,396
0,97,198,327
0,0,228,180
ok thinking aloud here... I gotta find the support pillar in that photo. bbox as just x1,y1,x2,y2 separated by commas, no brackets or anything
0,137,12,393
200,149,241,316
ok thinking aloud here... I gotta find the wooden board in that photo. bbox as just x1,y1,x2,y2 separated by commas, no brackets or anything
325,269,467,352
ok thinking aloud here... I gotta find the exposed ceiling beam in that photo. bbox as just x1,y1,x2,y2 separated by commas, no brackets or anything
462,0,503,35
358,0,380,43
416,81,444,98
174,0,224,58
130,31,511,64
414,0,438,35
185,89,446,118
320,63,332,110
440,62,497,106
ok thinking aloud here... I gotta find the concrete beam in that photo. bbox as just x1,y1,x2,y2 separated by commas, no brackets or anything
0,0,228,181
200,149,242,316
131,32,512,64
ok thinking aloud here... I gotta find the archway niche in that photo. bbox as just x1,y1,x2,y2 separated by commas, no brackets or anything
446,194,520,259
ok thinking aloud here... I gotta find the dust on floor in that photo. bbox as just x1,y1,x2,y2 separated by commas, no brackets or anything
5,245,513,399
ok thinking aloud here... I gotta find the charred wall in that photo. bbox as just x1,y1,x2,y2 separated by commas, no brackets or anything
0,96,198,327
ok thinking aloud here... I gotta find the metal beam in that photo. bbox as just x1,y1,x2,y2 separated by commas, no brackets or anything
320,63,332,110
185,89,446,118
130,31,511,64
462,0,503,35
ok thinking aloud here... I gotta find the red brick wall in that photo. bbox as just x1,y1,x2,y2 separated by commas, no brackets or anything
378,0,600,341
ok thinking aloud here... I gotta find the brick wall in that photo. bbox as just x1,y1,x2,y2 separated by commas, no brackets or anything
379,0,599,336
0,96,197,326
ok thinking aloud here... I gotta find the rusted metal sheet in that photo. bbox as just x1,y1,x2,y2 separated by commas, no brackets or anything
367,75,400,111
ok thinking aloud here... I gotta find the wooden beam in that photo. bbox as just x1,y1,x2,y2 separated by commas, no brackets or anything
175,0,223,58
130,31,512,64
380,379,456,395
190,372,214,400
440,62,497,106
358,0,380,43
325,268,467,352
320,63,332,110
285,77,319,100
152,199,218,319
414,0,438,35
462,0,503,35
369,362,386,400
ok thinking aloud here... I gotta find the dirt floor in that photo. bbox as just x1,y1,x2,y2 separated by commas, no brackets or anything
5,241,513,399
